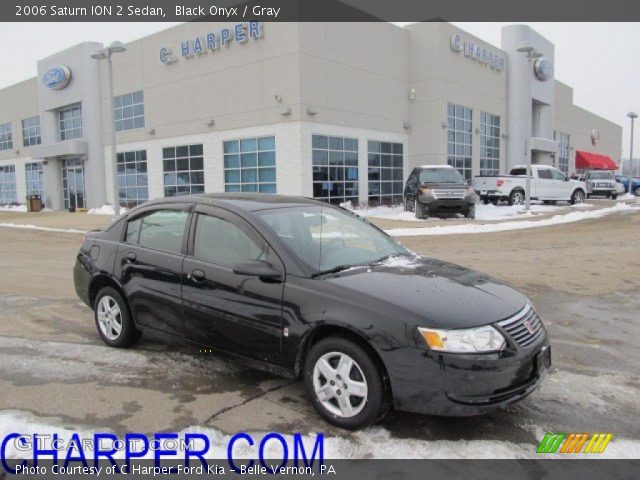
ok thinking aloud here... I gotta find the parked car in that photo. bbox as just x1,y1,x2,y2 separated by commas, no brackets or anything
582,170,618,199
474,165,586,205
74,194,550,429
615,174,640,196
403,165,476,219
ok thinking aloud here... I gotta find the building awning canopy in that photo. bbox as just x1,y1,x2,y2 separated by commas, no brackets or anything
575,150,618,170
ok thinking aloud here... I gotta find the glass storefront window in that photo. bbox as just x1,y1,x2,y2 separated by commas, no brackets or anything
22,116,41,147
114,91,145,132
368,141,403,206
117,150,148,207
223,136,276,193
0,165,17,205
62,156,85,210
556,131,570,175
447,103,473,181
0,123,13,151
480,112,500,176
312,134,358,205
59,104,83,140
162,144,205,197
25,162,44,197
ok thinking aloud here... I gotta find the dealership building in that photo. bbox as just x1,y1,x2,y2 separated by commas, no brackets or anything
0,22,623,210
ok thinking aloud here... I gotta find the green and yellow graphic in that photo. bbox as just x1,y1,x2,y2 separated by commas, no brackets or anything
537,433,613,454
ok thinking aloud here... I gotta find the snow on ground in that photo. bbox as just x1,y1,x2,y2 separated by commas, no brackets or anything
0,223,86,234
0,204,28,212
87,204,127,215
385,202,639,237
1,410,639,459
344,202,594,222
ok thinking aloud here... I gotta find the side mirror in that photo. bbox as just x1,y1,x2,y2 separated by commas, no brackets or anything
564,177,569,182
233,260,282,281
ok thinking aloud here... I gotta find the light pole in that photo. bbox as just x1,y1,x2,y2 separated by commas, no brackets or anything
628,112,638,192
91,41,127,216
516,44,543,211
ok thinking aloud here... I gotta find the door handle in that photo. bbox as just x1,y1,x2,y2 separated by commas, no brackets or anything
190,269,205,282
126,252,137,262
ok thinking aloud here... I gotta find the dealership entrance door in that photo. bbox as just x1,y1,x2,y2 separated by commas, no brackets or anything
62,156,86,210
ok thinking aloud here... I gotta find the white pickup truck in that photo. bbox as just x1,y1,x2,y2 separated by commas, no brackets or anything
474,165,587,205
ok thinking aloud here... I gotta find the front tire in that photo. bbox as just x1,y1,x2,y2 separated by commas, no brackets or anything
94,287,140,348
465,205,476,219
611,193,618,200
634,186,640,197
570,189,585,205
304,336,387,430
414,199,428,219
404,196,414,212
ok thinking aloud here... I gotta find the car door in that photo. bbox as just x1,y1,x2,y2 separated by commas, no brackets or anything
114,204,192,337
535,168,554,199
182,205,285,365
549,168,570,199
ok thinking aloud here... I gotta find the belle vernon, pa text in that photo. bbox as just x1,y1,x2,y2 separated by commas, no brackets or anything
35,5,282,18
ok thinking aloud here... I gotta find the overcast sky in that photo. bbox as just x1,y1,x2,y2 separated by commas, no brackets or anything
0,22,638,157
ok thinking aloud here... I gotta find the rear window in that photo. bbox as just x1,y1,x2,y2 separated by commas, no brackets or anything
419,168,465,184
510,168,526,176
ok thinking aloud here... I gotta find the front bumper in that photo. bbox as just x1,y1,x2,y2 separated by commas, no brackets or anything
418,195,476,213
388,329,550,416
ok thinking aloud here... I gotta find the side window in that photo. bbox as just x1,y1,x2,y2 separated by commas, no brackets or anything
193,214,266,267
125,217,142,243
550,169,566,180
537,169,552,180
138,210,189,254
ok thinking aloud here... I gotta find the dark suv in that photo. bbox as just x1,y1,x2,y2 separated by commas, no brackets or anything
404,165,476,219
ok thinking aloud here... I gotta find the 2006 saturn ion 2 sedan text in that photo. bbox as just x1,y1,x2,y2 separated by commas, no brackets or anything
74,194,551,429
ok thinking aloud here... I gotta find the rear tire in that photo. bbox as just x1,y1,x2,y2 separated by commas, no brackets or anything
304,336,387,430
508,190,525,206
94,287,140,348
634,186,640,197
611,193,618,200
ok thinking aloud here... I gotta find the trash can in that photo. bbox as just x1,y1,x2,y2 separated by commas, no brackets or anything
26,195,43,212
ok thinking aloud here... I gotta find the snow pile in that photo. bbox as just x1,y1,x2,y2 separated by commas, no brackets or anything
0,204,28,212
87,205,127,215
2,410,639,459
377,254,421,268
342,202,595,222
0,223,86,234
385,202,639,237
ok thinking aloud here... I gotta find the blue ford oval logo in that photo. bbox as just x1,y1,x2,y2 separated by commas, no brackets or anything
42,66,72,90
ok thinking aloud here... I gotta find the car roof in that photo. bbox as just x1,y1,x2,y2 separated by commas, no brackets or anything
418,164,454,169
138,193,325,213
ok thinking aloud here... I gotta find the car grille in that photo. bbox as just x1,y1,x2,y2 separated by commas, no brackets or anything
432,189,466,200
497,304,544,347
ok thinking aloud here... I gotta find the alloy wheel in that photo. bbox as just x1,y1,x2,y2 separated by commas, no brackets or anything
97,295,123,341
312,352,368,418
512,192,524,205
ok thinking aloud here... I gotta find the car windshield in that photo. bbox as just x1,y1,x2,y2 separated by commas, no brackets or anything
256,205,409,274
589,171,613,179
419,168,465,184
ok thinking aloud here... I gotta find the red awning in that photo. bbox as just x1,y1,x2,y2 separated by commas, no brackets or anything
575,150,618,170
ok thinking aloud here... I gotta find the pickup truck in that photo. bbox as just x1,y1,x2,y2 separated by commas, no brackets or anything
474,165,587,205
582,170,617,199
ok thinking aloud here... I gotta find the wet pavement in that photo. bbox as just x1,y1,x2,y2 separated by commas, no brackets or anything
1,207,639,456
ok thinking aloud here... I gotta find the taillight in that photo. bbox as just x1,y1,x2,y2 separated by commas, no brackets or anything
497,179,504,187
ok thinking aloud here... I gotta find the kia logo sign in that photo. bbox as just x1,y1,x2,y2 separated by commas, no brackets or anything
42,66,72,90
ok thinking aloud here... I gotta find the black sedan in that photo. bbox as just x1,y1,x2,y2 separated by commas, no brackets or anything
74,194,550,429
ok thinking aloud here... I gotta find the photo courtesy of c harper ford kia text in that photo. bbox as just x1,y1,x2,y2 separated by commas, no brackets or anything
0,1,639,478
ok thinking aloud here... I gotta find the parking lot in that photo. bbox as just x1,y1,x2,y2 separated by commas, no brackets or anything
1,200,639,458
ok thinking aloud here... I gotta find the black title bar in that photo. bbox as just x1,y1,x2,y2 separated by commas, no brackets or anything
5,0,640,21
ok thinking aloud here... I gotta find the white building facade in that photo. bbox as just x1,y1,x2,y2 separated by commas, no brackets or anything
0,22,622,210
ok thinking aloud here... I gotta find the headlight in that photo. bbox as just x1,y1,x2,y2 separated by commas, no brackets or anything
419,187,433,196
418,325,506,353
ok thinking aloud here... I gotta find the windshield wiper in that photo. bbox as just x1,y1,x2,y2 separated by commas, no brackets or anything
311,264,357,278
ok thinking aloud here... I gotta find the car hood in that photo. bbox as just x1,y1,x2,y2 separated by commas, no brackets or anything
324,255,528,329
